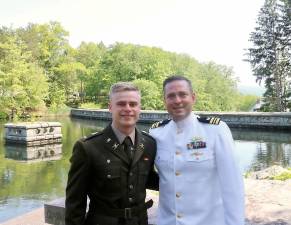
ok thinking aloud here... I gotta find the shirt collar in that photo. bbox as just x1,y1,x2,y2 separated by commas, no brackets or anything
111,124,135,144
174,112,196,131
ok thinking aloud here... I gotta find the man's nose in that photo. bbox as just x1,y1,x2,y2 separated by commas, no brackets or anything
173,95,182,103
124,103,131,110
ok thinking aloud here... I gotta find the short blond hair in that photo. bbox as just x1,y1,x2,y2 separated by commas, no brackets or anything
109,82,140,100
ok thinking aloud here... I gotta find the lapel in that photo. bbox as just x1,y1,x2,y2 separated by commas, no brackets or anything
131,129,146,167
102,125,130,165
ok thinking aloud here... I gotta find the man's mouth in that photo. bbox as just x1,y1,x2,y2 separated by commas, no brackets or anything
173,107,184,110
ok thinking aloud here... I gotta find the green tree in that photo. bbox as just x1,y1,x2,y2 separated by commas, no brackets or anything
0,27,48,117
132,79,163,110
74,42,107,103
195,62,239,111
17,22,74,108
236,95,259,111
246,0,291,111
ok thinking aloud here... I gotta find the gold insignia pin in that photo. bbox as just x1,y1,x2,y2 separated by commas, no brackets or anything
112,143,119,150
139,143,144,150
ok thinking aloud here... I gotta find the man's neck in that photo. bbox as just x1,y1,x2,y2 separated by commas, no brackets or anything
118,127,135,136
111,123,136,143
173,112,192,123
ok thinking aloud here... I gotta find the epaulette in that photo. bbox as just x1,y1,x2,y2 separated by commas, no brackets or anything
150,119,171,129
83,131,103,141
197,116,221,125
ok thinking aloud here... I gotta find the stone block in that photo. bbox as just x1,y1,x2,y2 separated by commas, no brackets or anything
44,198,65,225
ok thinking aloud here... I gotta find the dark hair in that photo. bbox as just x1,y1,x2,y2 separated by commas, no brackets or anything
163,75,194,94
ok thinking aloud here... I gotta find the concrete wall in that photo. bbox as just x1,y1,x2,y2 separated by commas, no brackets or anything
71,109,291,130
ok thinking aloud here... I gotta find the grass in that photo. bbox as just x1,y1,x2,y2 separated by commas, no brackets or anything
244,167,291,181
270,168,291,181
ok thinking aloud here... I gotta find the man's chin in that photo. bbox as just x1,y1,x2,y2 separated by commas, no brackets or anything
172,113,187,121
120,120,136,127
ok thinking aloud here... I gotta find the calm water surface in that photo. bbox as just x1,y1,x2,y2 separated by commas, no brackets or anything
0,116,291,222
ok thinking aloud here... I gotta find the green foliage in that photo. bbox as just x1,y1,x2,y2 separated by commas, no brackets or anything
271,171,291,181
79,102,102,109
246,0,291,111
0,111,8,120
132,79,163,110
236,95,259,111
194,62,239,111
0,27,48,117
1,21,245,114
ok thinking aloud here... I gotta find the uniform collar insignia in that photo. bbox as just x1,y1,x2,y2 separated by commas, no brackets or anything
106,138,111,143
139,143,144,150
112,143,119,150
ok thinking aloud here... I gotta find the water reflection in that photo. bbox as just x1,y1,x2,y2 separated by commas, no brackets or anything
5,143,62,162
231,128,291,143
252,142,291,170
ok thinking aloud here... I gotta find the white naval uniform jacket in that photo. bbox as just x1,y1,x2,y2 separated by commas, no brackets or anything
149,113,244,225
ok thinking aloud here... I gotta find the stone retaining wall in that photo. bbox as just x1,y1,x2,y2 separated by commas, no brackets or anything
71,109,291,130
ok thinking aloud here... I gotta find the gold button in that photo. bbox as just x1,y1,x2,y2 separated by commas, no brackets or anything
177,213,182,218
175,171,181,176
107,174,111,178
176,193,181,198
107,159,111,163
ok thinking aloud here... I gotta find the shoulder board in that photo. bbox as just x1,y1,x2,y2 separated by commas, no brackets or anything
150,119,171,129
197,117,221,125
83,131,103,141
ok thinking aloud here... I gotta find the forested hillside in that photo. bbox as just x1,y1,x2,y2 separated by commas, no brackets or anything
0,22,257,119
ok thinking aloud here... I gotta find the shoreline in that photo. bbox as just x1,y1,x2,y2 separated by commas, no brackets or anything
2,178,290,225
2,165,291,225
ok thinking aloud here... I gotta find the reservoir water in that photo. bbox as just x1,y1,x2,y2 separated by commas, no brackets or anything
0,116,290,222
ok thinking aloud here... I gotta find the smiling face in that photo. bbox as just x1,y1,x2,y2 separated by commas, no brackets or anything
164,80,195,122
109,90,141,134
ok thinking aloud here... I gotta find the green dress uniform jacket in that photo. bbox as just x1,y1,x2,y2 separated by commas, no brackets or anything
65,125,158,225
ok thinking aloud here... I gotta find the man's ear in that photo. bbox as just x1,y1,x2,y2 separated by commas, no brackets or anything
108,102,112,112
192,93,196,103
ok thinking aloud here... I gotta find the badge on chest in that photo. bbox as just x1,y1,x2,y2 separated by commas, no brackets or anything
186,136,206,150
186,136,207,161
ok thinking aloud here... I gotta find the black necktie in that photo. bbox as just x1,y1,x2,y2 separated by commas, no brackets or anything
123,136,133,160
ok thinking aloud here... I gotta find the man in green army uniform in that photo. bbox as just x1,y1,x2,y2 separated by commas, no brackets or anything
65,82,158,225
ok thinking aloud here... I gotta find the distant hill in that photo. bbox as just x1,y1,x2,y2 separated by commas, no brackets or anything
237,84,265,96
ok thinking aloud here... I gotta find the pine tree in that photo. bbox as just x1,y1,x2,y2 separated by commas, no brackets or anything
246,0,291,111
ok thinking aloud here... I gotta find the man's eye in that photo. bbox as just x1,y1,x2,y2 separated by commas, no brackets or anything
117,102,126,106
167,94,176,99
129,102,138,107
179,93,188,97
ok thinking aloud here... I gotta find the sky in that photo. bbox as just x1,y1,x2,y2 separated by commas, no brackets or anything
1,0,265,88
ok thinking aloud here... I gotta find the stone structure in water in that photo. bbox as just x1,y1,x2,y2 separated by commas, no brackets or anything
4,122,62,145
4,122,62,162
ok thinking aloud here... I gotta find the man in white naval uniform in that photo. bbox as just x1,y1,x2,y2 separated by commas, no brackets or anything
149,75,244,225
